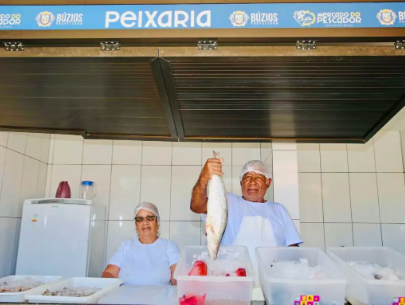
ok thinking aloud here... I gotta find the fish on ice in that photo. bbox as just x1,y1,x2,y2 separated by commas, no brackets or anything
206,151,228,260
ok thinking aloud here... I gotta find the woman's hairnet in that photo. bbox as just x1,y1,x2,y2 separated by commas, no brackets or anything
134,202,160,225
239,160,271,181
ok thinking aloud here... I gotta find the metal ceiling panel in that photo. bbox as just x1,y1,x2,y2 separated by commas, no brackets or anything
159,54,405,142
0,54,178,140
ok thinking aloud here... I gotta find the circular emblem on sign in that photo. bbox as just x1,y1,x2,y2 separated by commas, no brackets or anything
229,11,249,27
377,9,397,26
36,11,55,27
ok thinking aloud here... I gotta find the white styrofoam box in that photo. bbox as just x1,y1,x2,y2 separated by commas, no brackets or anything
112,140,142,165
7,132,27,154
373,131,403,173
0,150,24,217
25,277,123,304
82,140,113,165
349,173,380,223
0,275,62,303
98,285,178,305
142,142,172,165
300,223,325,250
256,247,347,305
327,247,405,305
297,144,321,173
174,246,254,304
347,142,376,172
172,142,202,166
52,135,83,165
320,144,348,172
376,173,405,223
298,173,323,222
322,173,352,222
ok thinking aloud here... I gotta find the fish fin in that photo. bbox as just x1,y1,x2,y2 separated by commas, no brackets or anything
212,151,221,159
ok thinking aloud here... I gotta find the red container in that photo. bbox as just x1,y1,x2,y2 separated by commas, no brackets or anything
55,181,71,198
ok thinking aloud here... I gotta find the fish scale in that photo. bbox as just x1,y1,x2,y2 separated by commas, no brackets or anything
206,151,228,260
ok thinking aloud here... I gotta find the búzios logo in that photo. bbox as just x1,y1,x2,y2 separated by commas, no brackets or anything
251,12,278,25
36,11,55,27
56,13,83,26
399,11,405,23
294,10,316,26
229,11,249,27
377,9,397,25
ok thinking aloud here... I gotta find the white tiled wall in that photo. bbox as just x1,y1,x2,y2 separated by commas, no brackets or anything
45,136,279,266
298,131,405,255
4,129,405,278
0,132,50,277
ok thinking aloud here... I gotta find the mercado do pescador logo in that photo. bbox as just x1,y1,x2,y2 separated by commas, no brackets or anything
105,10,211,28
294,10,361,27
0,13,21,28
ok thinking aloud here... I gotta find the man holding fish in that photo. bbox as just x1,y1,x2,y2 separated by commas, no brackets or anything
190,155,302,278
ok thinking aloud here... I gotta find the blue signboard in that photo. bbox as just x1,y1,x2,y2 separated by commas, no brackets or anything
0,3,405,30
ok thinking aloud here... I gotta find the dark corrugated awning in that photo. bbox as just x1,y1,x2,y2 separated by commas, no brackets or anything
0,46,404,143
159,55,405,142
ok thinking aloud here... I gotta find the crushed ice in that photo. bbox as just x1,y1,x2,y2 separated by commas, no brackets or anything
268,258,328,279
42,286,100,297
190,249,245,276
0,277,44,293
347,261,404,280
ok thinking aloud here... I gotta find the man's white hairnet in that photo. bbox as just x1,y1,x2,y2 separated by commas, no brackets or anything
134,202,160,224
239,160,271,181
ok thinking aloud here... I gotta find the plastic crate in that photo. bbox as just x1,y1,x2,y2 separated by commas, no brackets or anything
0,275,62,303
98,285,178,305
174,246,254,305
256,247,348,305
327,247,405,305
24,277,122,304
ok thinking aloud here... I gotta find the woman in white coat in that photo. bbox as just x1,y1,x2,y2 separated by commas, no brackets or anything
102,202,179,285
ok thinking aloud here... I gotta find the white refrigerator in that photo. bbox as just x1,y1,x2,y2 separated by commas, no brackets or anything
16,198,106,278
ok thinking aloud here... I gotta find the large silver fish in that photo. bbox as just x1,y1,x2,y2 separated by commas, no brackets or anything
206,151,228,260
